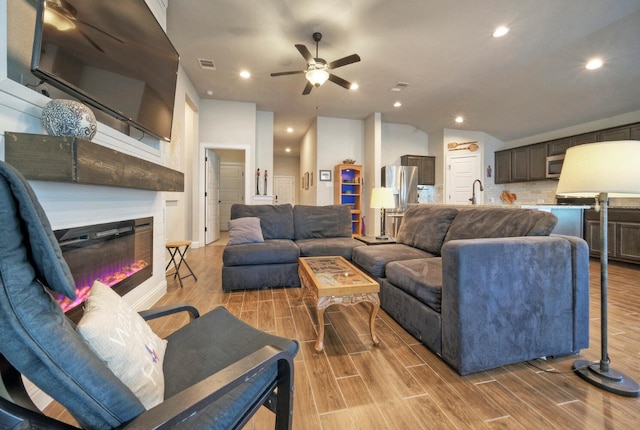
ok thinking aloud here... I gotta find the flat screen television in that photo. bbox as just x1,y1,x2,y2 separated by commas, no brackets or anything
31,0,179,142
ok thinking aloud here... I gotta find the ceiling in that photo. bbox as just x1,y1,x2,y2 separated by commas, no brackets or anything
166,0,640,157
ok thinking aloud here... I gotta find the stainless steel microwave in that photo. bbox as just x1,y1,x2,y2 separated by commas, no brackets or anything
546,154,564,178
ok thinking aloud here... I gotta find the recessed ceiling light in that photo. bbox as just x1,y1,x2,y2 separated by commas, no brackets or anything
493,26,509,38
206,89,214,96
455,116,464,124
285,148,291,153
350,83,359,90
286,127,293,133
585,58,603,70
239,70,251,78
393,101,402,108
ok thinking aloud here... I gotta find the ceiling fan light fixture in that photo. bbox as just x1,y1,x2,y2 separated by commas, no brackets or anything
306,68,330,87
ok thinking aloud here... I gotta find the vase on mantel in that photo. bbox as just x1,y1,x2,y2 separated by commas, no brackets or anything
41,99,97,140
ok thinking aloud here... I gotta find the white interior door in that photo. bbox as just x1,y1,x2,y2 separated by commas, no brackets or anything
274,176,295,205
205,149,220,244
219,163,245,231
446,154,482,204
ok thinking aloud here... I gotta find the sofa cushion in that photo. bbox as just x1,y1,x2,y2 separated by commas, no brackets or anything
385,258,443,313
396,206,459,255
230,204,294,240
444,207,557,242
296,237,365,260
293,204,352,240
352,244,434,278
228,217,264,245
222,239,299,266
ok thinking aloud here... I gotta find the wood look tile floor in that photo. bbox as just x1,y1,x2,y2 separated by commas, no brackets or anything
45,242,640,429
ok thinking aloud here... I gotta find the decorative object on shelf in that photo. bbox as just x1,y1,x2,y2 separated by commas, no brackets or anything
557,140,640,397
263,170,268,195
41,99,97,140
342,158,356,164
319,170,331,181
500,189,517,204
256,168,260,195
486,165,492,178
370,187,395,240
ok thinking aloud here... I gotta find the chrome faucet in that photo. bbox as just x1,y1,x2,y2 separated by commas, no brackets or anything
469,179,484,205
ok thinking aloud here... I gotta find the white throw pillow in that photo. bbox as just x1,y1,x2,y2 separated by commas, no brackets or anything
228,216,265,245
76,280,166,409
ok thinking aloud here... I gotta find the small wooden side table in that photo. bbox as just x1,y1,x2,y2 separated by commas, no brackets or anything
165,240,197,287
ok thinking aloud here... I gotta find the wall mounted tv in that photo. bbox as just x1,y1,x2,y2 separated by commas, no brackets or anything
31,0,179,142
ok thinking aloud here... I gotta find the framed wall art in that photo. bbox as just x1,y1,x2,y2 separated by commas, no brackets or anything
319,170,331,181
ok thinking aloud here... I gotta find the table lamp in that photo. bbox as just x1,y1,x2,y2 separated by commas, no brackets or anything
556,140,640,397
370,187,395,240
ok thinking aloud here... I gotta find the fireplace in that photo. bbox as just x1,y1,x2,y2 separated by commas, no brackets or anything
54,217,153,322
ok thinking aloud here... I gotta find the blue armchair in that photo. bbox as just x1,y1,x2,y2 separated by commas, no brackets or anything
0,159,298,429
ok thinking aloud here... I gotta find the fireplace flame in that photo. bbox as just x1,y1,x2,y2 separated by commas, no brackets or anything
56,260,149,312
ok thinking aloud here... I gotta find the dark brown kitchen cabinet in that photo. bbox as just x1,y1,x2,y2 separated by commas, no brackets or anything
495,143,546,184
599,126,631,141
494,150,511,184
570,132,598,146
631,125,640,139
400,155,435,185
511,147,529,182
585,208,640,264
547,137,571,156
528,143,547,180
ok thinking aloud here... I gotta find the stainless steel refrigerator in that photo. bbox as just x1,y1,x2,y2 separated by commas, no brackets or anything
381,165,418,211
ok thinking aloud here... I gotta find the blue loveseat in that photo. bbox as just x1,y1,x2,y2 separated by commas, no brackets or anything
221,204,364,291
352,205,590,375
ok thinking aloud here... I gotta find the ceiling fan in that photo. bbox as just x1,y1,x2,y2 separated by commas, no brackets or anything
271,32,361,95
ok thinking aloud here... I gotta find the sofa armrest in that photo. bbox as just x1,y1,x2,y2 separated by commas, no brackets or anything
440,236,589,375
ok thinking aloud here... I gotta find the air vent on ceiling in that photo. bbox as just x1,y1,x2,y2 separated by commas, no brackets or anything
391,82,410,92
198,58,216,70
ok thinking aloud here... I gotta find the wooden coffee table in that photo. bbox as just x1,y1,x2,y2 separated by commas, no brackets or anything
298,256,380,352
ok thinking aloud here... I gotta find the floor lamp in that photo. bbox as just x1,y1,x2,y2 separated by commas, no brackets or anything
370,187,395,240
556,140,640,397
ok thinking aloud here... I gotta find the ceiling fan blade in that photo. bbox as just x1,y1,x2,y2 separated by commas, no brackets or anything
295,44,314,63
328,73,352,89
329,54,361,69
302,81,314,95
271,70,305,77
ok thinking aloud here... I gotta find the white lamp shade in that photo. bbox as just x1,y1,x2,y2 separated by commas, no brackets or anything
556,140,640,197
370,187,395,209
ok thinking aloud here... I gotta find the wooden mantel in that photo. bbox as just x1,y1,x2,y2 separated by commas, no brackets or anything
4,132,184,192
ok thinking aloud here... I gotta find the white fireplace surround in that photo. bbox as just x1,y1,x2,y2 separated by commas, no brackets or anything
1,78,170,408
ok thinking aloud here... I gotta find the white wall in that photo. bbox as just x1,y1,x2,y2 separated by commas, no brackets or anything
316,116,364,206
256,110,274,196
363,113,381,236
381,123,429,166
165,65,200,243
298,118,317,205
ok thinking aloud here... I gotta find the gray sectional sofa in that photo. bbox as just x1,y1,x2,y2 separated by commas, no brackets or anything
221,204,364,291
352,205,590,375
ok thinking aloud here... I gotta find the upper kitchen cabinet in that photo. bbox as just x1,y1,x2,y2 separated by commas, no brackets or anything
528,143,548,181
494,150,512,184
497,121,640,184
599,126,631,141
400,155,435,185
495,143,546,184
